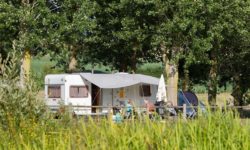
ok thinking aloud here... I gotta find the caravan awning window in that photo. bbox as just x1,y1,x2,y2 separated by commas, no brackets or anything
70,86,88,98
48,85,61,98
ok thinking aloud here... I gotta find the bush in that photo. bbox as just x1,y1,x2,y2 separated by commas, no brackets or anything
0,52,46,132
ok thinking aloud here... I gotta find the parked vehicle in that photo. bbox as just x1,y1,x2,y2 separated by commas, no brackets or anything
45,73,159,115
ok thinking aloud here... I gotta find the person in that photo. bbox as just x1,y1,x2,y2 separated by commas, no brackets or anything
124,99,133,119
114,110,123,123
113,105,120,115
144,99,155,119
112,105,123,123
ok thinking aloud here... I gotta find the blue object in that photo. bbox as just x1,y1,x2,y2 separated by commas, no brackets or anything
198,101,207,114
125,102,133,119
114,112,122,123
126,103,132,113
178,91,198,118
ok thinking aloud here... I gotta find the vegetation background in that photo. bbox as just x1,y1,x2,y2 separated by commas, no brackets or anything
0,0,250,149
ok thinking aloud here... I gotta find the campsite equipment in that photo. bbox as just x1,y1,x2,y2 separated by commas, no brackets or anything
156,74,167,102
113,111,123,123
178,91,206,118
155,74,177,118
178,91,197,118
45,73,159,115
155,101,177,118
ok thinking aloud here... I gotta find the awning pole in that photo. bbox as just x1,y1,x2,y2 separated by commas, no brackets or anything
112,89,114,106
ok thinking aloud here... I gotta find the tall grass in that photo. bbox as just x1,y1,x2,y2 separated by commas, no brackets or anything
0,110,249,149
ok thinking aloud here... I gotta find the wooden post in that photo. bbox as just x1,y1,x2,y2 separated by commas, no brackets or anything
183,104,187,119
108,104,113,121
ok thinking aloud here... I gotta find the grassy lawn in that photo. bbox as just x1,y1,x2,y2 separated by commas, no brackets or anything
31,55,57,75
196,92,233,106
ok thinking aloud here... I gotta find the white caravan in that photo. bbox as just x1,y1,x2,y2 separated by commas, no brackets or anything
45,73,159,115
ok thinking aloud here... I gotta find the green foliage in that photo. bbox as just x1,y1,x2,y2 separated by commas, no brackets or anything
0,0,52,54
82,0,162,71
31,55,63,89
0,110,249,149
45,0,97,72
0,52,46,131
136,63,162,78
0,0,249,104
0,1,19,58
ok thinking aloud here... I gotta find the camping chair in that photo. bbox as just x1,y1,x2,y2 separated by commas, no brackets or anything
155,101,177,119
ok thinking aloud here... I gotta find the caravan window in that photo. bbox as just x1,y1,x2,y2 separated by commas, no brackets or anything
70,86,88,98
139,85,151,97
48,85,61,98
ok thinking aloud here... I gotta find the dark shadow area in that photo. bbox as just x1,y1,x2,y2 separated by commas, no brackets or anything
238,108,250,118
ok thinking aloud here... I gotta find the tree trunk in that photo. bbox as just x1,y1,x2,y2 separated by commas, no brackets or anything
182,64,189,91
119,61,127,72
162,45,178,106
20,49,31,87
164,57,178,106
232,75,244,106
20,1,31,87
68,46,77,73
208,50,217,105
131,50,137,73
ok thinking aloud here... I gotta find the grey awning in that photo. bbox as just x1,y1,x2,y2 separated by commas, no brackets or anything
79,73,159,89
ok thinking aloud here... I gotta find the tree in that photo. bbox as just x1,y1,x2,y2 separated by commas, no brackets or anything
0,2,18,59
45,0,96,72
218,9,250,105
193,0,250,105
150,0,208,105
80,0,161,72
0,0,53,85
87,0,215,105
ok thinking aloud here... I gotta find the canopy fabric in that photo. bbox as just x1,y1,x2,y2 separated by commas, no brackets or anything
79,73,159,89
178,91,198,118
178,91,199,106
156,74,167,102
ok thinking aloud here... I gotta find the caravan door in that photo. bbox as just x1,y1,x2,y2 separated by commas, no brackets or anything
91,84,101,113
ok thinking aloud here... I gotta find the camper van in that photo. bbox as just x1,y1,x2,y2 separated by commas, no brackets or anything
45,73,159,115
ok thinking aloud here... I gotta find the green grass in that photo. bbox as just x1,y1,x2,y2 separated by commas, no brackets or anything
0,110,249,149
31,55,57,75
31,55,63,88
136,63,163,78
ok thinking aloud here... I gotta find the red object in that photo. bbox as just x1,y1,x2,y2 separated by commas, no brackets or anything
146,102,155,112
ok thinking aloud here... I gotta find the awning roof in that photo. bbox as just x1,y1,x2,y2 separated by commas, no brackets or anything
79,73,159,89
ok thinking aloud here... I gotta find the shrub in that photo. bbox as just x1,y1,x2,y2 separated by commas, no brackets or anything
0,52,46,133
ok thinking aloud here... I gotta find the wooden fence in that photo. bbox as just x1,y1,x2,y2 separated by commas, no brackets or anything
48,105,250,119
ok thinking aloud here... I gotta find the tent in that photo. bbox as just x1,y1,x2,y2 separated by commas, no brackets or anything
178,91,206,118
178,91,199,106
178,91,198,118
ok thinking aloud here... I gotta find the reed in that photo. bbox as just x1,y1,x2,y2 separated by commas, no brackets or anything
0,110,248,150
